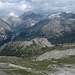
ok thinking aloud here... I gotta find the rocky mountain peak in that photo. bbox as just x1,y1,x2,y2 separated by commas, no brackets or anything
48,13,60,19
59,12,75,19
20,11,44,21
31,38,53,47
22,11,36,16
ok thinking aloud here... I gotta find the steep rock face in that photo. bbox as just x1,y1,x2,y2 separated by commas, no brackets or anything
5,16,22,28
0,19,12,45
0,19,11,31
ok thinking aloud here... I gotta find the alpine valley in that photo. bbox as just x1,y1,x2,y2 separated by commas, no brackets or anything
1,11,75,75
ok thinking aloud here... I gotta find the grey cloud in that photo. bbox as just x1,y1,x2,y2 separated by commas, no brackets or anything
0,0,75,17
0,0,21,3
24,0,75,14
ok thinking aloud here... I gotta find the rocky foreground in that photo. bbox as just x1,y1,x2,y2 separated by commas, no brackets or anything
0,48,75,75
0,38,75,75
48,64,75,75
0,63,75,75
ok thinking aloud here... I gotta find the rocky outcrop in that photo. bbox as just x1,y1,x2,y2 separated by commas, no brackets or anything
0,38,53,50
0,38,53,56
36,49,75,61
31,38,53,47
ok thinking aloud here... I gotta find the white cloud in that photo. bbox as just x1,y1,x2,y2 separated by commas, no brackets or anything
28,0,75,14
0,0,75,16
31,0,43,2
0,0,31,16
0,1,7,9
17,1,31,11
18,4,28,11
9,12,18,17
1,0,21,3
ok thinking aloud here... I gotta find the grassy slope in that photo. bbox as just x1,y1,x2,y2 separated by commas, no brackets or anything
1,43,75,74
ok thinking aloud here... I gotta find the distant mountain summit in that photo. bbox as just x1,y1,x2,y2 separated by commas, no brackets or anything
1,11,75,45
59,12,75,19
14,12,75,44
20,11,44,21
4,11,44,32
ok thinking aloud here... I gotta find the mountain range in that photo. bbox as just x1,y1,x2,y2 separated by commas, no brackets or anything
1,11,75,75
1,11,75,45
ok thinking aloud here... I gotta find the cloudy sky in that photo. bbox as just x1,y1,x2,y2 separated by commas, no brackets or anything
0,0,75,17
